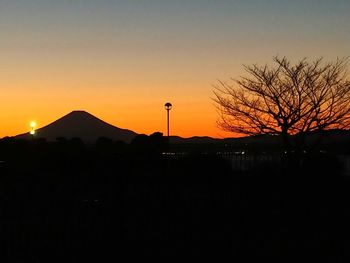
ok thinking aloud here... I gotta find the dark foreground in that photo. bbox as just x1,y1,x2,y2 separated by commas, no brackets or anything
0,138,349,261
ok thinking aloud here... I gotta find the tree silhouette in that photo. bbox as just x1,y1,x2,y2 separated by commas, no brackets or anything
214,57,350,152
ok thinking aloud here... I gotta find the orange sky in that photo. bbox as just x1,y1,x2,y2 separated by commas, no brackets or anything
0,1,349,138
0,53,237,138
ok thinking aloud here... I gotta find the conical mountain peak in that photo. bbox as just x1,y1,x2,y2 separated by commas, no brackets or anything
16,110,138,143
67,110,95,116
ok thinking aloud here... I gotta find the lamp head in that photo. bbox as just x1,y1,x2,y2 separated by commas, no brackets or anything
164,102,172,110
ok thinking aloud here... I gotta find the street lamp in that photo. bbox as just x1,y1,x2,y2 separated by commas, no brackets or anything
164,102,172,137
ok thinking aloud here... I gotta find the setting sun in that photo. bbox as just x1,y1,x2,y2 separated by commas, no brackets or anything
30,121,37,128
0,1,348,139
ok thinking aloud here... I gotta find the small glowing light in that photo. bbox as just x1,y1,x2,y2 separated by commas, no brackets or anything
30,121,36,128
30,130,36,135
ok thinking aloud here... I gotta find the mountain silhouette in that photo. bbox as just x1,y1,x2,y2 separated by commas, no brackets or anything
16,110,137,143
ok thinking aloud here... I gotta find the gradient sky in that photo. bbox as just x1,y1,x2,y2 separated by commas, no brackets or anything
1,0,349,138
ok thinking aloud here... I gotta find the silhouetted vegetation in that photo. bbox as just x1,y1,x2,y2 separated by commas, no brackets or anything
214,57,350,159
0,133,349,260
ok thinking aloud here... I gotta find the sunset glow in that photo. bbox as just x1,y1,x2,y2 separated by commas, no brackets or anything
0,1,349,138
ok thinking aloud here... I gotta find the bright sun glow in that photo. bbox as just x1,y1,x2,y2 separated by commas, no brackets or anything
29,130,35,135
30,121,36,128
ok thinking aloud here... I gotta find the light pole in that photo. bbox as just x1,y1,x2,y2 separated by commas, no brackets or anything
164,102,172,137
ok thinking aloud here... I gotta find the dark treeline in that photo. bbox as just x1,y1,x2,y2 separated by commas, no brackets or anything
171,131,350,156
0,133,349,260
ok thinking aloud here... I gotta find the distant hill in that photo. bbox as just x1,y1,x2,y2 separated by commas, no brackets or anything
169,136,220,144
15,111,138,143
13,110,350,146
170,130,350,145
169,134,281,144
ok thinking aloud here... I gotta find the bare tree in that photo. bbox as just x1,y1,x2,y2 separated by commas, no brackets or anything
214,56,350,151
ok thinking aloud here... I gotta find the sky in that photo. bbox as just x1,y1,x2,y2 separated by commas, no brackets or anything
0,0,349,138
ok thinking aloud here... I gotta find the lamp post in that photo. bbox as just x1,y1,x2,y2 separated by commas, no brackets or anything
164,102,172,137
